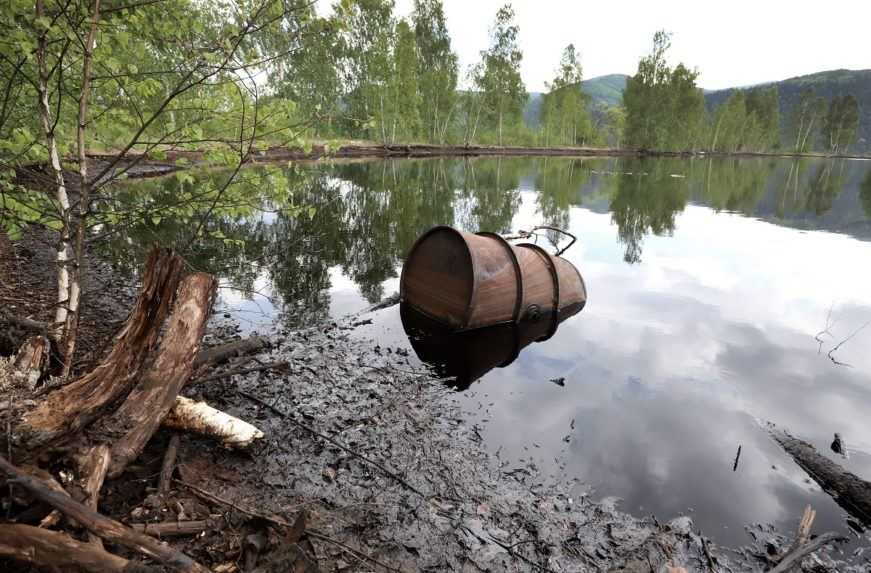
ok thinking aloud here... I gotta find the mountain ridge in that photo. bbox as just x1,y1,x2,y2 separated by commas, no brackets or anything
523,69,871,151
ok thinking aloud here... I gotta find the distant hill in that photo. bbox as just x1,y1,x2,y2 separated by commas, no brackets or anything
582,74,628,107
704,69,871,152
524,74,629,127
523,69,871,153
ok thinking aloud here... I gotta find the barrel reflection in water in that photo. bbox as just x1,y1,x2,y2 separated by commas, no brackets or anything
401,303,581,391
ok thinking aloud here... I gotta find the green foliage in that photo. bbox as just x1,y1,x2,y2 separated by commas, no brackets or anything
823,95,860,153
333,0,396,141
622,31,705,151
473,4,527,146
861,170,871,218
385,21,423,141
413,0,458,143
709,87,780,152
788,89,827,152
540,45,594,147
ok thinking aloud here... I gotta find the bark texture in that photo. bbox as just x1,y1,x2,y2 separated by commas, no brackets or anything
0,524,156,573
19,248,185,451
10,335,49,389
102,272,217,478
163,396,264,448
0,455,209,573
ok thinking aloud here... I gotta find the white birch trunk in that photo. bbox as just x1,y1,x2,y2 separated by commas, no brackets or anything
163,396,264,448
35,0,71,342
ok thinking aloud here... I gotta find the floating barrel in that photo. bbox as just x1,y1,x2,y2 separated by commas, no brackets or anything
400,226,587,335
401,303,555,390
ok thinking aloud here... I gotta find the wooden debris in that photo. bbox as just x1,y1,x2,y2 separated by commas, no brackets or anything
0,524,159,573
10,335,49,389
0,454,209,573
158,434,181,495
769,424,871,524
15,247,185,451
194,335,268,369
102,272,217,478
767,532,845,573
131,520,211,537
163,396,264,448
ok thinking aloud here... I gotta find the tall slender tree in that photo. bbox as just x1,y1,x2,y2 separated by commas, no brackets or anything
412,0,458,143
789,88,826,152
823,94,860,154
387,21,422,142
623,31,705,151
474,4,526,146
333,0,396,141
540,44,593,146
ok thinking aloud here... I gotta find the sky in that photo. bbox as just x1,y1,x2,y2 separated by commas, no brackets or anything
316,0,871,93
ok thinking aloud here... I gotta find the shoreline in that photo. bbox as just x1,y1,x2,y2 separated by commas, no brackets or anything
82,143,870,175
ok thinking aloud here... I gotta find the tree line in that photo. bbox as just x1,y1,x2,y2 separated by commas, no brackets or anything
621,31,862,154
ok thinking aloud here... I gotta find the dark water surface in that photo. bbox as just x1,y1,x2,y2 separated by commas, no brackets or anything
114,156,871,546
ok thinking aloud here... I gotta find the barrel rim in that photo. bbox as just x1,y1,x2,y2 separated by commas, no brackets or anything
399,225,477,328
475,231,524,325
517,242,560,341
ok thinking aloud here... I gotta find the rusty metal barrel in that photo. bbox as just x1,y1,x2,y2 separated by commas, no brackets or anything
400,226,587,336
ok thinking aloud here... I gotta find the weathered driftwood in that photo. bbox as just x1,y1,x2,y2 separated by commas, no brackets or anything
0,455,209,573
194,335,267,369
0,247,243,573
158,434,181,495
10,335,49,389
0,524,159,573
769,425,871,524
75,444,112,547
101,272,217,478
16,247,185,451
163,396,264,448
131,520,211,537
767,532,846,573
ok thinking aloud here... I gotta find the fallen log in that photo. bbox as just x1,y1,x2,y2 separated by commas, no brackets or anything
0,454,209,573
769,425,871,524
0,524,159,573
163,396,264,448
194,335,267,369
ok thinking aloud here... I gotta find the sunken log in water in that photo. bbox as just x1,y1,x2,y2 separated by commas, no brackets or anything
769,424,871,525
400,226,587,333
